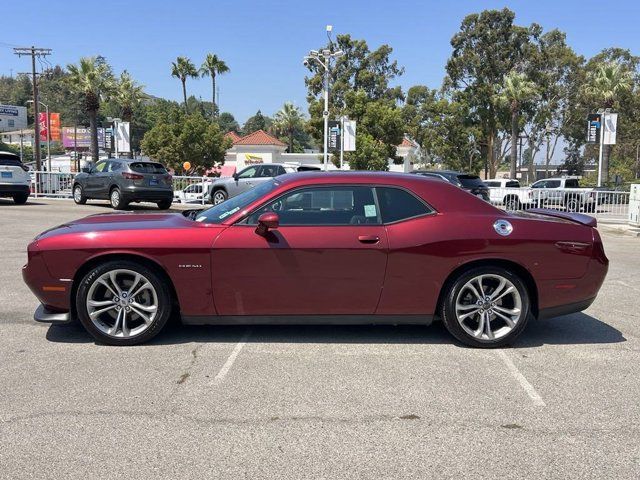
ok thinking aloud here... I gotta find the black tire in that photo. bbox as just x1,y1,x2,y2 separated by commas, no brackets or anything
12,193,28,205
440,266,531,348
110,187,127,210
565,196,580,213
584,202,596,213
504,197,521,212
75,260,172,346
157,199,172,210
73,184,87,205
212,189,227,205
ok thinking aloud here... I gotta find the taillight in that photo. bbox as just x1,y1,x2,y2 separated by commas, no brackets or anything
122,172,143,180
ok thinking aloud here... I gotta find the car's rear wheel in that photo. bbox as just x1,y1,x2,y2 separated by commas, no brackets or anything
441,266,530,348
565,196,580,212
12,193,28,205
212,189,227,205
76,260,172,346
110,187,127,210
73,184,87,205
157,199,172,210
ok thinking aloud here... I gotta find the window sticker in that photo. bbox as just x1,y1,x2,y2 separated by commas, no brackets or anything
364,204,377,218
219,206,240,220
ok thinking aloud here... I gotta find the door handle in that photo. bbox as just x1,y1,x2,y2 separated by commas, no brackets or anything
358,235,380,244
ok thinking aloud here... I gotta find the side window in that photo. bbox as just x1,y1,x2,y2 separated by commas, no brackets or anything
531,181,544,189
260,165,278,177
248,186,379,226
506,181,520,188
238,166,258,179
485,181,500,188
106,161,121,173
276,165,287,176
376,187,433,224
547,180,561,188
565,179,579,188
93,161,107,173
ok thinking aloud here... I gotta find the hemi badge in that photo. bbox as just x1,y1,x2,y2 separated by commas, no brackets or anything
43,286,66,292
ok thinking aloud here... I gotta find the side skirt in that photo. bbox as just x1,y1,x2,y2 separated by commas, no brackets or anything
181,314,433,326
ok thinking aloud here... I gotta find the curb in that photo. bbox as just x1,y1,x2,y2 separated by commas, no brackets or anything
599,224,640,238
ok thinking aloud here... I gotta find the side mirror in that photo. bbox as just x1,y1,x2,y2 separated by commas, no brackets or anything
255,212,279,236
233,173,239,181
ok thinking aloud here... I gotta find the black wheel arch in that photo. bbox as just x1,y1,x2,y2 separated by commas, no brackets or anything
435,258,539,320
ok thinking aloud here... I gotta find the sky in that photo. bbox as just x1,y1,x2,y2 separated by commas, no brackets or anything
2,0,640,124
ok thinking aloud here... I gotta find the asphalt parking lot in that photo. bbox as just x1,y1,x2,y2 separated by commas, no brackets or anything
0,199,639,479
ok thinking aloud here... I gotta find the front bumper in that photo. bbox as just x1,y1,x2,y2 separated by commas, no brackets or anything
34,304,71,324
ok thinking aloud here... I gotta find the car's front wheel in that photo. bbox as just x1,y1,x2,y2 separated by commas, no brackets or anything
76,260,172,345
73,184,87,205
212,189,227,205
441,266,530,348
12,193,28,205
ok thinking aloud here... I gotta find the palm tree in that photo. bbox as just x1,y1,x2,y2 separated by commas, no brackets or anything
115,71,145,158
274,102,304,152
67,56,115,162
199,53,229,117
497,72,538,179
585,61,633,183
171,57,198,113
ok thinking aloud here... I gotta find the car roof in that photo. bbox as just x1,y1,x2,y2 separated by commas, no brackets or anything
413,170,466,176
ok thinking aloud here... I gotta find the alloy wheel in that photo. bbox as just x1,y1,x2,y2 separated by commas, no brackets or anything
454,273,523,341
74,186,82,203
213,191,226,205
85,269,158,338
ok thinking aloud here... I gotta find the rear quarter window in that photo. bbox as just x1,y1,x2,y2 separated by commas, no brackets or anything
457,175,485,188
565,179,579,188
376,187,433,223
130,162,167,174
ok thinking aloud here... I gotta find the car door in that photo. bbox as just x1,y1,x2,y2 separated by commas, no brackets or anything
211,185,388,315
84,160,108,196
229,166,259,197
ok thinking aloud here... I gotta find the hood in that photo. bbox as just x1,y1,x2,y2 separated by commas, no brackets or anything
35,212,196,240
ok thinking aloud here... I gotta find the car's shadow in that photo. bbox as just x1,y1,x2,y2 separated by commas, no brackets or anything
45,312,626,348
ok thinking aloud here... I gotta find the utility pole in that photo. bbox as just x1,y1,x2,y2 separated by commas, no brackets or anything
14,46,52,171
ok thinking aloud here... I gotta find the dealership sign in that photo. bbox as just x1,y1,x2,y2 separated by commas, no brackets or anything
586,114,601,144
62,127,106,149
0,104,28,132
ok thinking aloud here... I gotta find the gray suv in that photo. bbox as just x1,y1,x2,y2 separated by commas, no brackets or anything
208,164,296,205
73,159,173,210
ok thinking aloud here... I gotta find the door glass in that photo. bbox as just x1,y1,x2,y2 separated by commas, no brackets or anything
238,166,258,179
93,161,107,173
376,187,433,223
248,186,379,225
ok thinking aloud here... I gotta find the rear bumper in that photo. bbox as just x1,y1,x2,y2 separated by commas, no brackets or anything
34,304,71,324
537,296,595,320
0,183,30,197
122,187,173,202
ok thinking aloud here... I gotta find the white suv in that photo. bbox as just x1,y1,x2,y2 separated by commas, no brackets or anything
0,152,30,204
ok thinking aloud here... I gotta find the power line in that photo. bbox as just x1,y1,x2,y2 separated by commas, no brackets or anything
14,46,52,171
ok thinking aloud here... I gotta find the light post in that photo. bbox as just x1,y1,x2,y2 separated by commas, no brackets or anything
304,27,344,171
27,100,51,172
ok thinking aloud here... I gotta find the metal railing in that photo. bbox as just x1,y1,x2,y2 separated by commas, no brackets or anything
488,187,630,220
29,171,213,205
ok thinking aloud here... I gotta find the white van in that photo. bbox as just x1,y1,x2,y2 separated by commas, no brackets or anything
0,152,30,204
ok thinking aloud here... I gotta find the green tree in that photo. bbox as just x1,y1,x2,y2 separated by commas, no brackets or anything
217,112,240,133
243,110,273,134
114,71,145,157
171,57,198,113
199,53,229,118
66,56,115,162
445,8,537,177
274,102,305,152
141,111,231,174
496,71,538,178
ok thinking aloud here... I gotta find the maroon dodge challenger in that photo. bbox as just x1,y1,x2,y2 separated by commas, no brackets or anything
23,172,608,347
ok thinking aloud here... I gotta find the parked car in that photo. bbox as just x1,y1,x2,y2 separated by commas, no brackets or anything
530,177,597,212
174,181,212,204
411,170,490,202
24,171,608,348
0,151,30,204
72,159,173,210
207,164,297,205
484,178,534,211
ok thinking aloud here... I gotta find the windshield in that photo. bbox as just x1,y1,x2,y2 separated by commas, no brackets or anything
456,175,485,188
195,179,278,224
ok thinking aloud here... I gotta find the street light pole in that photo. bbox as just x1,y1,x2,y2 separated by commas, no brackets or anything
323,70,329,171
597,110,606,187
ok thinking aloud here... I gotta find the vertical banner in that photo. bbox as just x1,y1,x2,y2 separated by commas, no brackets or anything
38,112,48,141
49,113,61,141
328,120,341,151
343,120,356,151
116,121,131,153
586,114,601,144
603,113,618,145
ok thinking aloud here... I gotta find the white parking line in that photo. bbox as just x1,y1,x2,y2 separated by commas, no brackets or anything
211,329,252,386
496,350,546,407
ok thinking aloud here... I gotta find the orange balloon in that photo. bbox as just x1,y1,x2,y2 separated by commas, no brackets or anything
183,161,191,171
